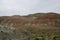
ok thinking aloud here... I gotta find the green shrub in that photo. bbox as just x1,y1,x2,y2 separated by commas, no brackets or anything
34,37,39,40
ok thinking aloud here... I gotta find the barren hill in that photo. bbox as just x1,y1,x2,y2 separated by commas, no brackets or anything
0,12,60,27
0,12,60,40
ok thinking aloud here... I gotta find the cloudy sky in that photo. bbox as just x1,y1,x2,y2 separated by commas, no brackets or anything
0,0,60,16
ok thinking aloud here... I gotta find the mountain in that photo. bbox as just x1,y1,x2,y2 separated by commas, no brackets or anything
0,12,60,40
32,12,60,26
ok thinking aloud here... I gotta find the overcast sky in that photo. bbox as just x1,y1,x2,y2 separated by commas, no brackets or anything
0,0,60,16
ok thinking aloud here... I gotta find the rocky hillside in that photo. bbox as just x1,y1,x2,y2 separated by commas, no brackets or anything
0,12,60,40
0,12,60,27
32,12,60,26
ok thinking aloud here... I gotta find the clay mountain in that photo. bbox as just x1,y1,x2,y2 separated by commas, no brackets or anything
0,12,60,27
0,12,60,40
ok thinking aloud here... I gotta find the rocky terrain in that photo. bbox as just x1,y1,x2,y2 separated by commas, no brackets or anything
0,12,60,40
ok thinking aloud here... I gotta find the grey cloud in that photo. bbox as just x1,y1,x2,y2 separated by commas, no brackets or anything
0,0,60,16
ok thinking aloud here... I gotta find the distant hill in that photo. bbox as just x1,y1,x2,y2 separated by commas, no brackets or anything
0,12,60,27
